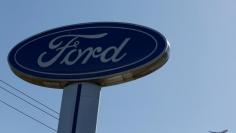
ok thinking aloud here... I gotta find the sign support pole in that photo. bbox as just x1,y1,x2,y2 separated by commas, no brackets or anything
57,83,101,133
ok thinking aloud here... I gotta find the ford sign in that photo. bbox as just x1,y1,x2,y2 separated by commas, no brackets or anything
8,22,169,88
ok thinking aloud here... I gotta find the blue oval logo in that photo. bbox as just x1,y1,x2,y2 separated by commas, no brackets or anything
8,22,169,88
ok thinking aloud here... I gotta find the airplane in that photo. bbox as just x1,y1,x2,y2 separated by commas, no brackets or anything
209,129,228,133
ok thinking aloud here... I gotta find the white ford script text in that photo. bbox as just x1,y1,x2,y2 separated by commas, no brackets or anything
37,33,130,68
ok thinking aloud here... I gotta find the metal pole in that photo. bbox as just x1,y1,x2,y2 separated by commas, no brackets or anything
57,83,101,133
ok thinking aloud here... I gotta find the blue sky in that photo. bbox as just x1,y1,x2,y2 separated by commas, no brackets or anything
0,0,236,133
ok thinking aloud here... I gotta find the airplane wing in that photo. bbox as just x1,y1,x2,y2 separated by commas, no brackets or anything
209,131,217,133
209,129,228,133
222,129,228,133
